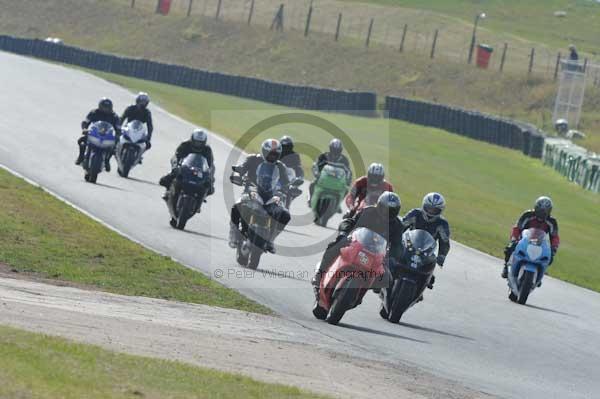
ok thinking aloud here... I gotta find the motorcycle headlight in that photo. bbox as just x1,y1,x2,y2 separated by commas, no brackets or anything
526,244,543,261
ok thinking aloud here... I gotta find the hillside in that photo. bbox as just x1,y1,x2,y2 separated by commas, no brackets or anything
0,0,598,151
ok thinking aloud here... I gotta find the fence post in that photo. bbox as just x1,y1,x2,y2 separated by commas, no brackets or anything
583,57,588,73
131,0,135,8
270,4,284,31
304,5,313,37
187,0,193,17
335,13,342,41
430,29,438,59
365,18,374,47
499,43,507,72
554,52,561,81
247,0,255,25
215,0,222,20
528,47,535,74
399,24,407,52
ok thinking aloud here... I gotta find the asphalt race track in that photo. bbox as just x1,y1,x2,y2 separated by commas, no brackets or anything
1,51,598,399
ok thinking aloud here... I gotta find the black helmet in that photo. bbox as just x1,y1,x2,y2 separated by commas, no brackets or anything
376,191,401,220
190,129,208,151
329,138,343,160
98,97,113,113
136,92,150,108
534,196,553,220
367,163,385,187
261,139,282,163
280,135,294,152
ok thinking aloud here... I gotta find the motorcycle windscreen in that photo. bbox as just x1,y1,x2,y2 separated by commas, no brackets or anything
124,120,148,143
352,228,387,255
87,121,116,148
181,153,209,173
255,162,280,194
521,228,550,246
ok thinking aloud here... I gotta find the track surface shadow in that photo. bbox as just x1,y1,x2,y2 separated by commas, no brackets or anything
127,176,161,187
398,322,475,341
525,304,578,318
338,322,429,344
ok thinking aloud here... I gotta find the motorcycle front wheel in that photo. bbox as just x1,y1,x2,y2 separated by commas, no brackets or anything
388,279,417,323
326,278,357,325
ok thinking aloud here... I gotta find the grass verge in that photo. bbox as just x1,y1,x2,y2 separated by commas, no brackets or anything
0,168,270,314
90,69,600,292
0,325,324,399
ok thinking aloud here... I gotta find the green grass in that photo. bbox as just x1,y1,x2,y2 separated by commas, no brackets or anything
89,70,600,292
0,168,270,314
343,0,600,54
0,325,324,399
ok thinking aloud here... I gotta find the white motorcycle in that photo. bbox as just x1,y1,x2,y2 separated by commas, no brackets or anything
116,120,148,178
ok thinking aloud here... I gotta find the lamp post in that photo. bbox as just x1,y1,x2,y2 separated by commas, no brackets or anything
467,12,486,64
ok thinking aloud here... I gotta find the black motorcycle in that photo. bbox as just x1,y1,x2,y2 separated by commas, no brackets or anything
231,169,302,270
166,153,211,230
379,229,438,323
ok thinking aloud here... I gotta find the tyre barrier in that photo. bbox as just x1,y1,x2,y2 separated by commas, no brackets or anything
0,35,376,113
385,96,546,159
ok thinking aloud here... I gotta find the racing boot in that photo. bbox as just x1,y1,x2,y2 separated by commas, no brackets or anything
228,222,241,249
104,154,112,172
501,264,509,279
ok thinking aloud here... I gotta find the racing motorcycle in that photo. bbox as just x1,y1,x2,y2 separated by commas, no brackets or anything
313,228,387,325
379,229,437,323
116,120,148,178
310,162,349,227
231,168,302,270
507,228,552,305
82,121,116,184
165,153,211,230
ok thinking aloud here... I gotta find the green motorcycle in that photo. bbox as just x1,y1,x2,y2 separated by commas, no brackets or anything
310,163,350,227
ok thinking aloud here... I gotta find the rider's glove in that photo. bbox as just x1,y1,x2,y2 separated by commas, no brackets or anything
436,255,446,267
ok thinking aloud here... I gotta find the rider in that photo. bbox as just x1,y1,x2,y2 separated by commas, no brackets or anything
401,193,451,291
121,92,154,151
159,129,215,197
280,136,304,179
501,196,560,279
76,97,121,172
228,139,291,253
344,163,393,218
308,138,352,202
311,191,404,296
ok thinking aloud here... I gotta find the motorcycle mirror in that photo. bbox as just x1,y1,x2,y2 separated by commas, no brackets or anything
230,174,243,186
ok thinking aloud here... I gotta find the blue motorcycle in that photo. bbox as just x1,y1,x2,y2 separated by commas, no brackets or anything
507,228,552,304
83,121,116,184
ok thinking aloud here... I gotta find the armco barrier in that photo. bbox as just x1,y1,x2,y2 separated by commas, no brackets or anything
385,96,546,159
543,139,600,193
0,35,376,113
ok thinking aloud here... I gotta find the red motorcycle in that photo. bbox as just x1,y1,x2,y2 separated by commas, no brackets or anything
313,228,387,325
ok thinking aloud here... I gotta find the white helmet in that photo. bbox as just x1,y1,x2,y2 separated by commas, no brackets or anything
261,138,282,163
367,163,385,187
422,192,446,221
191,129,208,150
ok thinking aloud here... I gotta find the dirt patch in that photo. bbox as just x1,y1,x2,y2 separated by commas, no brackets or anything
0,277,494,399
